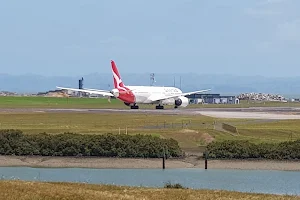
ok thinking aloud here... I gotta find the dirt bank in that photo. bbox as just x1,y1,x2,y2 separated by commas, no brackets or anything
0,156,299,171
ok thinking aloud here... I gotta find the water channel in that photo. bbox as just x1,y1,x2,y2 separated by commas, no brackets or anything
0,167,299,196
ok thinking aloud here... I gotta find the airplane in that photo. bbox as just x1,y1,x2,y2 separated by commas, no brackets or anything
56,60,211,109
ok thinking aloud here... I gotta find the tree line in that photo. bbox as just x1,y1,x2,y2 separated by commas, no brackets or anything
206,140,300,160
0,129,183,158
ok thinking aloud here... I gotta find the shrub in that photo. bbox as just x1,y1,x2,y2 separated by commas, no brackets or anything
0,129,183,158
206,140,300,160
164,181,186,189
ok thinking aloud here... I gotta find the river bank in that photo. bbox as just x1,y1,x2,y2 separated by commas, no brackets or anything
0,155,300,171
2,180,299,200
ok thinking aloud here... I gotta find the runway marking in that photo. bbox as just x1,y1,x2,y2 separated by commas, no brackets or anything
197,111,300,119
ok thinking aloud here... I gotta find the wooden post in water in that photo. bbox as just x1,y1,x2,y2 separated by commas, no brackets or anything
162,147,166,169
204,151,208,169
165,146,168,160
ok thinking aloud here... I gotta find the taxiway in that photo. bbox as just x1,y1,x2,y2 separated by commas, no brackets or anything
0,107,300,119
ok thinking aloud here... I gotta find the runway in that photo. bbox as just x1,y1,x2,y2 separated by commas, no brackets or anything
1,107,300,119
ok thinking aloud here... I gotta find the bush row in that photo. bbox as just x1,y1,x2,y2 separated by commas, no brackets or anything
206,140,300,160
0,129,183,158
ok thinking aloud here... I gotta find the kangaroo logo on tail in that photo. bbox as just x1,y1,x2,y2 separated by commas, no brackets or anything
111,60,127,91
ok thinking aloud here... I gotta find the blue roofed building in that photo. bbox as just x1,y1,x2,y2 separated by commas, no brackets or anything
186,93,240,104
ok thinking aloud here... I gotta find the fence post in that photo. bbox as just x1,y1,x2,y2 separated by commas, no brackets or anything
204,150,208,169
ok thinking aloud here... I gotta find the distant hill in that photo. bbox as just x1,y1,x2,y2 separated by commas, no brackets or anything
0,73,300,98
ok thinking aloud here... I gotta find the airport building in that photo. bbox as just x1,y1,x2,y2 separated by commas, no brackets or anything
186,93,240,104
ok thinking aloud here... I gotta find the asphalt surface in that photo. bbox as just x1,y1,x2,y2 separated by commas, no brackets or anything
0,107,300,119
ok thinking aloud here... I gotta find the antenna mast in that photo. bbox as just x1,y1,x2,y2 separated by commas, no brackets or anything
150,73,155,86
78,77,84,97
179,76,182,89
173,76,176,87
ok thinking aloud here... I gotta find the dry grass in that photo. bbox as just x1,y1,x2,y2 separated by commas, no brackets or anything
0,112,215,134
0,112,217,151
161,129,215,148
0,180,299,200
232,119,300,143
0,112,299,151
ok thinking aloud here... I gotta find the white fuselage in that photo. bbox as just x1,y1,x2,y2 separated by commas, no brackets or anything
126,86,183,104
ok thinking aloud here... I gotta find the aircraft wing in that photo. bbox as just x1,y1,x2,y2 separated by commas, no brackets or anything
149,89,211,102
56,86,114,97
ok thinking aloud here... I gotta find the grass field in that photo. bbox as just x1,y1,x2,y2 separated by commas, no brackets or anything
0,112,299,152
0,96,125,108
233,119,300,142
0,96,299,152
0,96,300,109
0,181,299,200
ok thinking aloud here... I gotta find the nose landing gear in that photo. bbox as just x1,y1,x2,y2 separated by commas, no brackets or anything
155,104,164,109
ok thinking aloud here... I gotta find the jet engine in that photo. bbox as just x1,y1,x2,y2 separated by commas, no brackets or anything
174,96,189,107
111,88,119,97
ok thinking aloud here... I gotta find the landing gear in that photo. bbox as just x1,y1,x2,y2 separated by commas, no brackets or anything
174,105,178,109
130,103,139,109
155,104,164,109
124,102,131,107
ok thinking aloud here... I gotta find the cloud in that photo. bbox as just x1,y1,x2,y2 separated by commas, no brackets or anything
265,0,285,3
255,19,300,53
99,36,128,45
276,19,300,42
245,8,281,16
245,0,288,17
259,0,286,5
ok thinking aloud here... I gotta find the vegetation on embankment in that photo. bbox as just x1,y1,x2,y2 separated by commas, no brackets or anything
0,181,299,200
0,96,299,109
0,129,183,158
206,140,300,160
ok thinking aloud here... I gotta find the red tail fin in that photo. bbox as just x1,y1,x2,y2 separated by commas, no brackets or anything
111,60,125,89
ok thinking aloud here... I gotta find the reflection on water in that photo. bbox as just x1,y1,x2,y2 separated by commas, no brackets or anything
0,167,299,195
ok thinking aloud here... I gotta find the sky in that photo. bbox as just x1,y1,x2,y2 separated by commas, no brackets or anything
0,0,300,77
